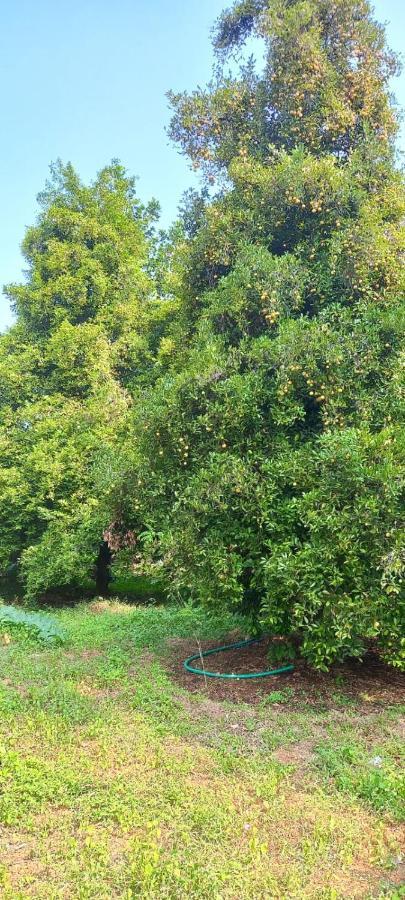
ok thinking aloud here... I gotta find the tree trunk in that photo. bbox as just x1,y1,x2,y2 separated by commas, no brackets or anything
95,541,112,596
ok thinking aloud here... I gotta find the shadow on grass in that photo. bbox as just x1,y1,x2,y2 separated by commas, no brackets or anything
1,573,169,609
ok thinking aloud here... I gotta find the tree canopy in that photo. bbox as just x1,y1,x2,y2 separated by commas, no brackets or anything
0,161,158,599
1,0,404,669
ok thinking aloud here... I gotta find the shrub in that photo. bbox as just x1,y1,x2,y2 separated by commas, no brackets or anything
0,604,66,645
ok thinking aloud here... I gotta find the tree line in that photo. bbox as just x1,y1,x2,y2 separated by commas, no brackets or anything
1,0,403,669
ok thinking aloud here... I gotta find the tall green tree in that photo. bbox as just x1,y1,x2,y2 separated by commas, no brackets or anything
169,0,399,173
115,0,404,669
0,161,156,600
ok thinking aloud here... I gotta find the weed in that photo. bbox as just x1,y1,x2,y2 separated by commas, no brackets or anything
260,686,295,706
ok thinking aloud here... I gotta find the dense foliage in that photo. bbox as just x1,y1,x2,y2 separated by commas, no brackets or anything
0,162,160,600
114,0,404,669
0,0,404,669
0,604,65,645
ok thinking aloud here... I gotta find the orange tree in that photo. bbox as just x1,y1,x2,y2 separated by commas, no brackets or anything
105,0,404,669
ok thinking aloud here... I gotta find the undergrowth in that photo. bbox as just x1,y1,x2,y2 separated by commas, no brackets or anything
0,603,66,645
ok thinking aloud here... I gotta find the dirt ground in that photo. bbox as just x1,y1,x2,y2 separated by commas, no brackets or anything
166,635,405,707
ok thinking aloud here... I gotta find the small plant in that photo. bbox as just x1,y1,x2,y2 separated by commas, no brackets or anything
331,692,356,707
267,638,296,667
0,604,65,646
261,687,295,706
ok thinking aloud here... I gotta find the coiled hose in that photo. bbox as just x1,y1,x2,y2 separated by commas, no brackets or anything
184,637,294,680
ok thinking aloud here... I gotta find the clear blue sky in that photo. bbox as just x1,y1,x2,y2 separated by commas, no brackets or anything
0,0,403,331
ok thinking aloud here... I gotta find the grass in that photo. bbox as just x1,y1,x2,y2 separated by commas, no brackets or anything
0,599,403,899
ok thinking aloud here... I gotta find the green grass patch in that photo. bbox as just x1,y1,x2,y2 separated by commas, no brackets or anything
0,598,403,898
315,739,405,820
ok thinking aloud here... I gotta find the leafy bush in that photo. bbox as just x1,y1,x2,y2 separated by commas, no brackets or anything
0,604,66,645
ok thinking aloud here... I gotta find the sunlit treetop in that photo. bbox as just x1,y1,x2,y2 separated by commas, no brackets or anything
4,160,155,338
168,0,401,177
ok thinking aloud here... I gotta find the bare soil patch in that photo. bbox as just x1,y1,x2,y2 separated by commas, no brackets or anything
165,636,405,708
87,599,133,615
272,739,316,766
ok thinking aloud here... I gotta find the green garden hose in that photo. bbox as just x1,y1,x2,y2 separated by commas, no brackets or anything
183,637,294,679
